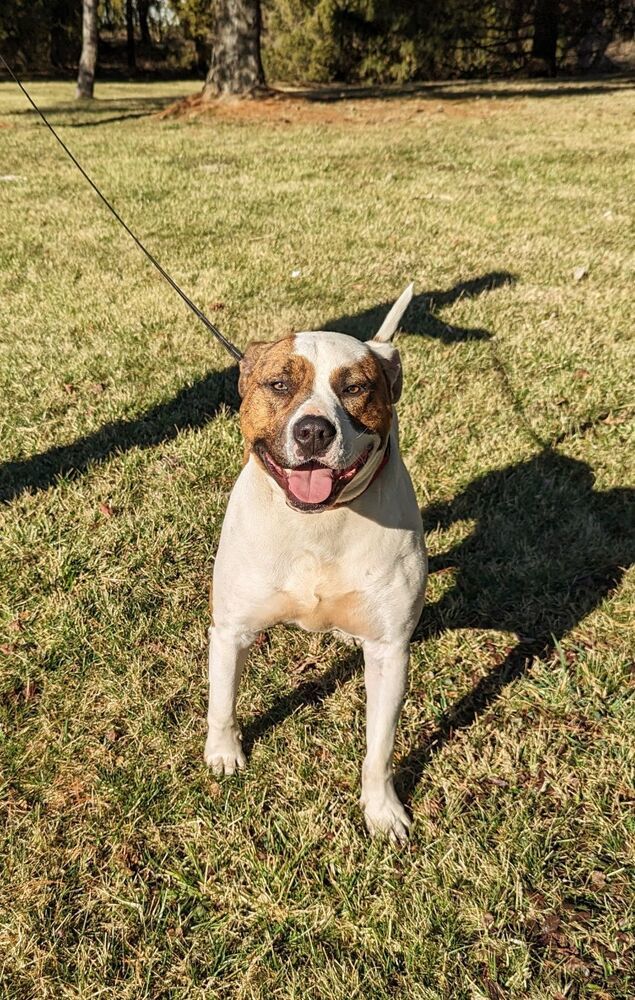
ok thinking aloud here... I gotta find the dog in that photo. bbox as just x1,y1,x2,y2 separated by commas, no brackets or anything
205,285,427,841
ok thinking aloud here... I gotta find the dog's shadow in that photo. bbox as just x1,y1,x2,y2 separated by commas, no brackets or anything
326,271,514,343
0,366,240,504
396,448,633,799
0,270,511,505
244,448,634,801
6,273,631,805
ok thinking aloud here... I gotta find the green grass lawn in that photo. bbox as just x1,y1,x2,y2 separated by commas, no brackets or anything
0,76,634,998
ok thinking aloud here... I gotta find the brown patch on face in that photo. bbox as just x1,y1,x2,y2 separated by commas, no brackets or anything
329,353,393,442
239,337,315,465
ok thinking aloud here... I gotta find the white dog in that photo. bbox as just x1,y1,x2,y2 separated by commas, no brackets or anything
205,285,427,841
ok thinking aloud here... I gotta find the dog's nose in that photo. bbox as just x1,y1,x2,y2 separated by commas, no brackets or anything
293,415,336,457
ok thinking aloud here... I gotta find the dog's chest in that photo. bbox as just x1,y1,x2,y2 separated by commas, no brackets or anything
262,550,378,639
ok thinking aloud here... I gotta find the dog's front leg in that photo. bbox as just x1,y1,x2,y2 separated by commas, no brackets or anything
360,638,411,843
204,624,253,776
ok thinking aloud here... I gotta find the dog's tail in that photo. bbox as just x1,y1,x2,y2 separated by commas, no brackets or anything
373,283,414,342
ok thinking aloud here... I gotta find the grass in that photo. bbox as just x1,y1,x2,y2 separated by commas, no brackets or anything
0,75,634,998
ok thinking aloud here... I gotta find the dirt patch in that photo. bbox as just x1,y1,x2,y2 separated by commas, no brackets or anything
157,89,502,127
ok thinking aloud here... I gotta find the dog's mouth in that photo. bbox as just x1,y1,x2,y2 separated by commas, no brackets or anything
258,446,374,511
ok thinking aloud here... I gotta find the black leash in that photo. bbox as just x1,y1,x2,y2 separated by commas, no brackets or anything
0,55,244,363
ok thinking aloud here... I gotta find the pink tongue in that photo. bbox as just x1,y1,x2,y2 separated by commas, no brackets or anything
287,466,334,504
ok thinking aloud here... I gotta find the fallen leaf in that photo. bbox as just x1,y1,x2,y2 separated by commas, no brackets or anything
98,502,114,518
89,382,107,394
590,870,607,889
573,265,588,282
567,908,594,926
210,301,225,311
291,657,317,675
594,944,618,961
574,368,590,378
563,954,591,976
541,913,562,935
63,383,77,394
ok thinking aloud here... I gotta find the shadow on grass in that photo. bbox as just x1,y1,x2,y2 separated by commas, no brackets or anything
5,276,631,805
242,646,363,755
291,77,634,104
325,271,515,343
242,447,634,803
0,366,239,503
0,270,507,504
7,96,179,128
395,447,634,801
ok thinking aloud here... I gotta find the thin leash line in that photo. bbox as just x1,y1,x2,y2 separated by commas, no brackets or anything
0,54,243,363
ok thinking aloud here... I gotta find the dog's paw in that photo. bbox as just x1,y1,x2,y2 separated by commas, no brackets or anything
204,731,246,776
363,794,411,845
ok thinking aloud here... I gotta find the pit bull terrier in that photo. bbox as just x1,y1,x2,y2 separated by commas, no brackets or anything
205,285,427,841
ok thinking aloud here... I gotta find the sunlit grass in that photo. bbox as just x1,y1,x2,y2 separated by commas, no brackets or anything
0,77,633,998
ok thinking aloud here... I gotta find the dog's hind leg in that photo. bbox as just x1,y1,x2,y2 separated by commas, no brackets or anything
205,624,254,776
360,638,411,843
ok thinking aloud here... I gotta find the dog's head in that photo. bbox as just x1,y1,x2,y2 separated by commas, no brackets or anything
238,285,412,511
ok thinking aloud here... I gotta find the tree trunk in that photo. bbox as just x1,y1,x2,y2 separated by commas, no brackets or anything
50,0,79,68
530,0,559,75
202,0,265,99
138,0,151,46
126,0,136,70
576,9,611,73
76,0,98,99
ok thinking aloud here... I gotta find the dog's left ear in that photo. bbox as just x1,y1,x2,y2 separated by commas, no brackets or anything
367,283,413,402
369,340,403,402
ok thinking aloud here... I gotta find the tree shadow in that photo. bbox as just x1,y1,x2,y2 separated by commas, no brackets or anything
324,271,515,343
289,77,633,104
63,111,160,128
7,96,178,127
0,365,239,503
395,447,634,800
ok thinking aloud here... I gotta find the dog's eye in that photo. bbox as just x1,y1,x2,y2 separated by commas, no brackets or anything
269,380,290,393
343,384,366,396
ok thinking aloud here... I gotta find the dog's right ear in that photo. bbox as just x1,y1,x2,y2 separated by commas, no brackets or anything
238,341,271,397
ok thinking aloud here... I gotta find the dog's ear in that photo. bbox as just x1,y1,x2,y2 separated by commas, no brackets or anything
369,340,403,403
367,285,411,402
238,341,271,397
372,283,414,343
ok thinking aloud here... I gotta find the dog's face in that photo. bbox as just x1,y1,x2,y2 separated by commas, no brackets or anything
238,328,403,512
